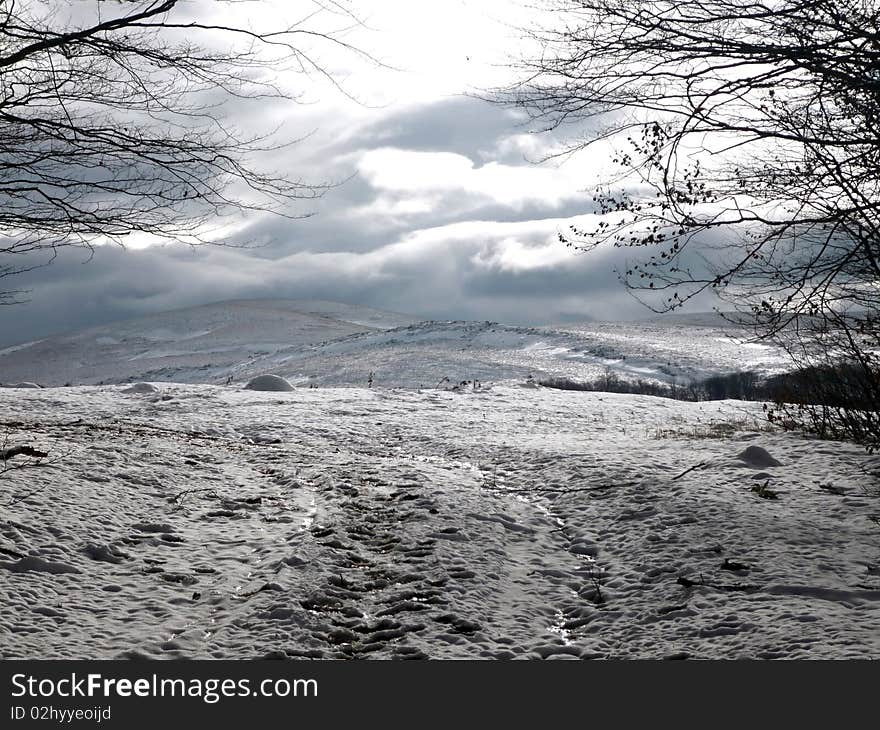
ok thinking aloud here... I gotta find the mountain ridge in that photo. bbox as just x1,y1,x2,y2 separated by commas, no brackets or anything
0,299,788,388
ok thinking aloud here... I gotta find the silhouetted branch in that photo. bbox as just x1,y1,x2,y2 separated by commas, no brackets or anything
500,0,880,447
0,0,372,297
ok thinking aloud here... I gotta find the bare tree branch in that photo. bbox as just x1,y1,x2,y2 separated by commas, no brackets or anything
499,1,880,446
0,0,372,300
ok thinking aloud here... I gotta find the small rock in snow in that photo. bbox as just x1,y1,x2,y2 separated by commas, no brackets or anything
737,445,781,467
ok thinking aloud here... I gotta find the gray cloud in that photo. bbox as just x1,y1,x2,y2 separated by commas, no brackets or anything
331,96,531,162
0,219,720,347
0,94,719,347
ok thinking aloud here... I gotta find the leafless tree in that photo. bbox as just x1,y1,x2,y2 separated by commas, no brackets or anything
500,0,880,446
0,0,369,302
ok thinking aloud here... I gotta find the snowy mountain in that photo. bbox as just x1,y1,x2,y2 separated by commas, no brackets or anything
0,299,415,386
244,318,790,390
0,299,789,387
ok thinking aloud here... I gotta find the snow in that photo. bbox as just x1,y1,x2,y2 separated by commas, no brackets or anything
0,340,44,357
0,301,874,659
0,299,415,386
122,382,159,394
0,301,788,388
244,375,295,392
1,382,877,659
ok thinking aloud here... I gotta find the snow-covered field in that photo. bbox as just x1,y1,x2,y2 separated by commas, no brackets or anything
1,383,878,659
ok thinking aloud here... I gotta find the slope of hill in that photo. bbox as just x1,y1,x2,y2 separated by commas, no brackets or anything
0,299,415,386
0,301,789,388
214,318,790,389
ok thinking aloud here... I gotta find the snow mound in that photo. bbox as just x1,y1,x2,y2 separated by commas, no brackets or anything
123,382,158,394
244,374,294,392
737,445,782,467
3,382,40,389
0,556,80,574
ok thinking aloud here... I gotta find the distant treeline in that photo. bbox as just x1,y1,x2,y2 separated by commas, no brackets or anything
538,362,876,407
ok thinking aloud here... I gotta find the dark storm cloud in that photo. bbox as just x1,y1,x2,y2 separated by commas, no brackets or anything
0,213,722,347
225,186,599,260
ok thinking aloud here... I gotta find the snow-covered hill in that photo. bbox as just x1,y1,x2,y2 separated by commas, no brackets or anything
0,300,789,388
1,383,877,659
240,318,789,389
0,299,416,386
0,302,874,660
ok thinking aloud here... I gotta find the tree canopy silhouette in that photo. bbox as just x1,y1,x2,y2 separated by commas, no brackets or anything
0,0,366,302
502,0,880,446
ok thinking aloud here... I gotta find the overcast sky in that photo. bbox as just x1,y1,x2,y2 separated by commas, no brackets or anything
0,0,718,346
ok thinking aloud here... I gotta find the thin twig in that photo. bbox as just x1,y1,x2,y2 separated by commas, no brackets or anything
672,461,708,481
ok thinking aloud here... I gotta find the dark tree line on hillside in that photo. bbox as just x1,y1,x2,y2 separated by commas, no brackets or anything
0,0,366,303
503,0,880,449
540,366,872,409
